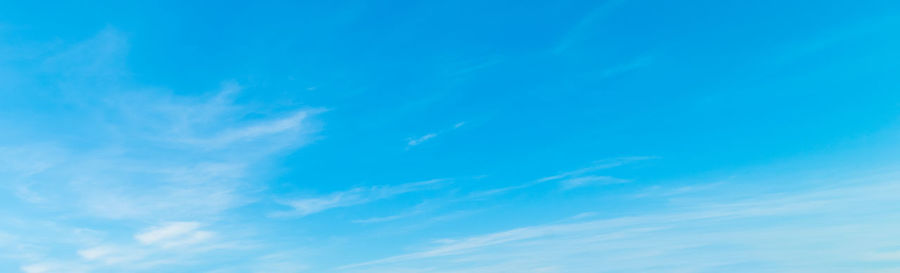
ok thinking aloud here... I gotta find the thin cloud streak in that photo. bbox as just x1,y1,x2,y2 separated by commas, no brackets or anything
552,0,627,55
134,222,213,248
407,133,437,147
559,175,629,190
275,179,448,217
342,173,900,272
406,122,466,148
0,29,325,273
470,156,655,197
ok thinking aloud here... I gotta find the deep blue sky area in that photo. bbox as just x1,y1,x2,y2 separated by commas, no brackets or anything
2,1,900,272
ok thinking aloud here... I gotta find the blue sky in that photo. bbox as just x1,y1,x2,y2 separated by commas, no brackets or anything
2,0,900,272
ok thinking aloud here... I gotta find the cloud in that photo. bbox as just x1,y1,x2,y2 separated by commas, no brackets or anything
21,264,53,273
61,220,245,272
406,122,466,148
0,28,329,273
135,222,214,248
341,175,900,272
352,212,416,224
632,182,724,198
595,55,653,79
19,262,88,273
250,252,310,273
75,245,148,265
536,156,653,182
352,202,432,224
552,0,627,55
558,175,629,190
70,161,250,220
450,58,502,76
0,145,65,177
8,50,324,220
470,157,653,197
1,79,324,221
216,110,313,143
275,179,447,217
200,251,311,273
407,133,437,147
866,251,900,261
187,108,326,148
40,27,128,83
77,246,114,260
69,86,321,221
104,81,325,151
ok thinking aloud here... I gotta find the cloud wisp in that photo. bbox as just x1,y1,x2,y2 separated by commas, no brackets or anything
134,222,214,248
470,156,654,197
406,122,466,148
342,173,900,272
0,29,324,273
552,0,627,55
275,179,448,217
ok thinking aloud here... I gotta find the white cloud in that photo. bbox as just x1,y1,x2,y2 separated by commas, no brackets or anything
0,28,328,273
552,0,627,55
471,157,653,197
352,202,432,224
251,252,310,273
276,179,446,217
536,156,653,182
75,245,148,265
135,222,214,248
865,251,900,261
19,262,88,273
21,264,52,273
135,222,199,244
559,175,629,190
632,182,723,198
73,163,249,220
0,145,65,177
342,176,900,272
190,108,325,148
77,246,113,260
407,133,437,146
32,76,321,221
406,122,466,148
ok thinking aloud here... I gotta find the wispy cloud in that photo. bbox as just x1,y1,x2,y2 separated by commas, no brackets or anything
0,29,323,273
106,81,325,151
275,179,447,217
134,222,214,248
536,156,653,182
342,174,900,272
471,156,654,197
552,0,627,55
558,175,629,190
0,145,65,177
75,245,148,265
594,55,653,79
35,80,326,221
407,133,437,147
632,182,724,198
76,246,115,261
352,202,433,224
20,262,89,273
185,108,326,148
406,122,466,148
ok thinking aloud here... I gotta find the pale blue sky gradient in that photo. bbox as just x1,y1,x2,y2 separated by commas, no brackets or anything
2,1,900,272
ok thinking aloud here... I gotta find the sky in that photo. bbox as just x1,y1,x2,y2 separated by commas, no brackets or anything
1,0,900,272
